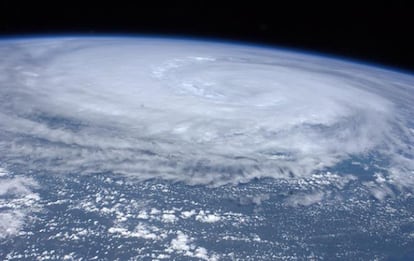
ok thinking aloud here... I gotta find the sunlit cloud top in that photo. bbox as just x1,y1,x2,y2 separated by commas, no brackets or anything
0,37,413,186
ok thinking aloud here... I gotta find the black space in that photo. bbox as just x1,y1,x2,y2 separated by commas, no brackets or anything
1,2,413,72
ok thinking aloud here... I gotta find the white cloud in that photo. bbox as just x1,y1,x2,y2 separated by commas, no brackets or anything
108,222,165,240
0,168,40,238
238,194,270,205
0,211,24,238
181,209,196,219
137,210,149,219
0,167,8,177
167,231,218,261
195,210,221,223
0,38,413,187
363,181,395,201
162,213,177,223
0,176,38,196
286,191,325,207
170,231,192,252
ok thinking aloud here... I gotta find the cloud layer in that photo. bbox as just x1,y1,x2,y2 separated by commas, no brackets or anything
0,167,40,238
0,37,413,186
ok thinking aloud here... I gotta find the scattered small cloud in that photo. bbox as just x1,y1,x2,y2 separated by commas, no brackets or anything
286,191,325,207
195,210,221,223
238,194,270,206
167,231,218,261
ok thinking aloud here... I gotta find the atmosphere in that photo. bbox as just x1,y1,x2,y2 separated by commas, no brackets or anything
0,15,413,258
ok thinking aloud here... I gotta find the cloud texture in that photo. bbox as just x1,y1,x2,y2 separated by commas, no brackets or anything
0,37,413,186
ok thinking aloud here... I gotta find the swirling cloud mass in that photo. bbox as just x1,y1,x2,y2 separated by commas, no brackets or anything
0,37,413,187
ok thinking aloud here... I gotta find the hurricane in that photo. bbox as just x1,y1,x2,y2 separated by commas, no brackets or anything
1,37,413,186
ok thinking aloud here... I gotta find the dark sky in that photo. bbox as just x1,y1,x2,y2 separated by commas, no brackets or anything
1,1,413,72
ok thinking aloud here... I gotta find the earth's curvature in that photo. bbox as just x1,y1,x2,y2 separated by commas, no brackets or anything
0,36,414,260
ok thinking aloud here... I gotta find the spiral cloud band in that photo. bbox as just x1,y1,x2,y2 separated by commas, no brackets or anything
0,37,413,187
